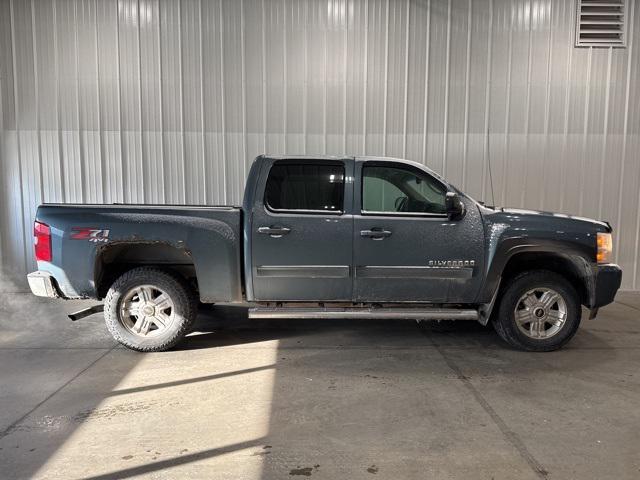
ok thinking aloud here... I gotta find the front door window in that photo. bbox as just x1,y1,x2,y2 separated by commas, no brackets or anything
362,165,447,215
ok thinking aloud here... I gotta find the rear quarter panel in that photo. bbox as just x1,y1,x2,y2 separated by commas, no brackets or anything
35,205,243,302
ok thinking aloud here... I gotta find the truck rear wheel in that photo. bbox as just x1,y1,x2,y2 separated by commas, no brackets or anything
104,267,197,352
493,270,581,352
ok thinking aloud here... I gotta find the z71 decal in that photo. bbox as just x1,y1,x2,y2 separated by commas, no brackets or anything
70,228,110,243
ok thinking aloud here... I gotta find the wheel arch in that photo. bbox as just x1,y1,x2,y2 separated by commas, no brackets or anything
479,236,595,303
95,242,198,300
498,252,590,306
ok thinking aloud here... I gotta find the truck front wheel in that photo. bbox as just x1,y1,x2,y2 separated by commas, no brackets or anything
104,267,197,352
493,270,581,352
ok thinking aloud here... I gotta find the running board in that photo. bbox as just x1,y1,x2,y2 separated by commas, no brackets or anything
248,307,479,321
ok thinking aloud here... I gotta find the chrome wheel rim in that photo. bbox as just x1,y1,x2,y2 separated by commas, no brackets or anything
120,285,175,337
514,287,568,339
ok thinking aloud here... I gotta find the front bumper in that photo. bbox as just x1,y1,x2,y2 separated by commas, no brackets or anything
591,263,622,309
27,271,61,298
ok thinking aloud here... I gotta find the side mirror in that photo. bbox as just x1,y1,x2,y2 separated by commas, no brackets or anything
445,192,465,220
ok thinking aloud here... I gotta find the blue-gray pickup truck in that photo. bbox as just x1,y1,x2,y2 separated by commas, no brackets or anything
27,155,622,352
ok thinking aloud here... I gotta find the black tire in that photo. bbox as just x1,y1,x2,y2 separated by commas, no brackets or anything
493,270,581,352
104,267,198,352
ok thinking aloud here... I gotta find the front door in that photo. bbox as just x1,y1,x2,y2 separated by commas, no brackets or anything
251,158,354,301
353,160,485,303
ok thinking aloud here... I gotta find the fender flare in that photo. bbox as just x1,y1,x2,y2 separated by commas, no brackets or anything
478,237,594,305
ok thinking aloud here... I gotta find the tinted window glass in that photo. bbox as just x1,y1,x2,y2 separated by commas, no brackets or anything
265,163,345,212
362,165,446,214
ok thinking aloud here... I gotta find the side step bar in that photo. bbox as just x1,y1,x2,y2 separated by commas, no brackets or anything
249,307,479,321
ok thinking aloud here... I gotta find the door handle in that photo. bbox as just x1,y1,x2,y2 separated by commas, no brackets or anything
360,228,392,240
257,226,291,237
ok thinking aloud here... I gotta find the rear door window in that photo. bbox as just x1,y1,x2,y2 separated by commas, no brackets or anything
265,163,345,213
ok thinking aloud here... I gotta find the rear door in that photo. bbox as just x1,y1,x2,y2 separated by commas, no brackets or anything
353,159,485,303
251,158,354,301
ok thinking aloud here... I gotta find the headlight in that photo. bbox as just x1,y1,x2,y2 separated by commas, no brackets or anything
597,232,613,264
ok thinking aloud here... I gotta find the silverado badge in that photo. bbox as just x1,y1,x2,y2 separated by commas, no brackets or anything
428,260,475,268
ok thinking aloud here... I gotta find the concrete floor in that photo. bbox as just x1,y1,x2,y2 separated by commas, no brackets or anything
1,291,639,480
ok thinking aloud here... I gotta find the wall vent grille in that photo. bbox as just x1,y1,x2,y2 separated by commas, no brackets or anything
576,0,627,47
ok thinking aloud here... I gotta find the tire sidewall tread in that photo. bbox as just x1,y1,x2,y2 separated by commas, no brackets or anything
104,267,197,352
494,270,581,352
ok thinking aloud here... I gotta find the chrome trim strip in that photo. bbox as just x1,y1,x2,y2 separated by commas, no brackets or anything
266,207,344,215
256,265,350,278
355,265,473,279
361,210,448,218
249,307,479,320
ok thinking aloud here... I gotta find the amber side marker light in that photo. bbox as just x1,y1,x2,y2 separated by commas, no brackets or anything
597,232,612,264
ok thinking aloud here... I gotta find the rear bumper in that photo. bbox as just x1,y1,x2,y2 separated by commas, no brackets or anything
27,271,61,298
590,264,622,308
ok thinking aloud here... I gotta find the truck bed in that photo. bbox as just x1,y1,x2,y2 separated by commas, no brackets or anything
35,204,243,302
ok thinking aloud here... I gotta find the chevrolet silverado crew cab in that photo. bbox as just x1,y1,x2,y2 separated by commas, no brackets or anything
27,155,622,352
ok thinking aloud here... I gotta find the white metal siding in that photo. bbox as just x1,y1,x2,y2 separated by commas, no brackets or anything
1,0,639,289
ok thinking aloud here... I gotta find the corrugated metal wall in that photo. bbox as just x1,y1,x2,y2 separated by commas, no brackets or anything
1,0,639,289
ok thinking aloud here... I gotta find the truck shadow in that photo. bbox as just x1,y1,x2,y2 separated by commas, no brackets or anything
179,305,615,367
177,305,498,351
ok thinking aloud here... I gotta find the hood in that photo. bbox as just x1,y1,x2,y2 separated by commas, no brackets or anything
480,205,612,233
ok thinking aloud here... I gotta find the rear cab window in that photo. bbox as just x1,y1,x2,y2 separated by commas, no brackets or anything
265,163,345,214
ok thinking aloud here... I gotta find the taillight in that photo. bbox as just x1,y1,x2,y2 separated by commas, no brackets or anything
34,221,52,262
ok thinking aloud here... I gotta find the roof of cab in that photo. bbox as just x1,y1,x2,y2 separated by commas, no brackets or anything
262,154,349,160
